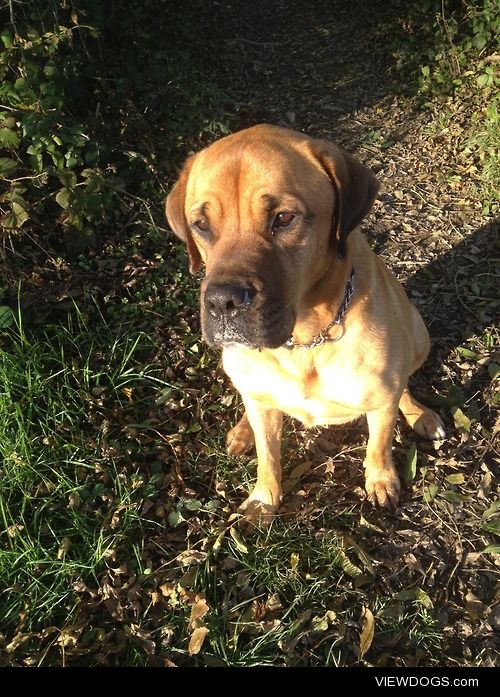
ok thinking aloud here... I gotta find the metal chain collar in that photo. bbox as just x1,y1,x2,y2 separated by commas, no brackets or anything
284,267,355,350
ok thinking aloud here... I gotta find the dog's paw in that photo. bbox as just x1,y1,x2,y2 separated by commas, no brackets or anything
364,469,401,509
411,409,446,441
238,486,281,526
226,416,255,457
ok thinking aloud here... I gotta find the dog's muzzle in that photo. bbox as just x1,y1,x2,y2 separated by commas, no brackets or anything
202,280,294,349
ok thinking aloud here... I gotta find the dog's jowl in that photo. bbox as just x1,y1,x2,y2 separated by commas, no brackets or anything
166,124,445,523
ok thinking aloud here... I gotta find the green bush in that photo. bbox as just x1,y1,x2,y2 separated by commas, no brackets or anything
0,6,121,240
415,0,499,93
0,1,229,252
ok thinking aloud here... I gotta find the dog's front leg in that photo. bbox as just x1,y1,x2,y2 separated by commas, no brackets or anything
237,397,283,524
364,404,401,508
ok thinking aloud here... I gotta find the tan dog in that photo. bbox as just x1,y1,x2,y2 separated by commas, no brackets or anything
166,124,445,522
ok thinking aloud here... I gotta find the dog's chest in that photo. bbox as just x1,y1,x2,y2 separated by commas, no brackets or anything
223,347,371,428
283,366,363,427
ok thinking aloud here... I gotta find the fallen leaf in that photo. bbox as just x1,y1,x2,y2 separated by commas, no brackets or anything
359,606,375,659
415,587,434,609
265,593,282,613
211,529,228,556
176,549,207,566
312,610,336,632
252,600,267,621
56,628,81,648
359,515,385,534
457,347,479,359
441,490,470,503
188,626,209,655
7,524,24,538
57,537,72,560
451,406,472,433
486,606,500,632
423,482,439,503
128,624,156,655
338,547,363,578
482,500,500,519
465,591,485,619
159,582,176,597
288,609,313,636
189,596,209,629
151,591,161,606
446,473,465,484
289,460,312,479
342,535,375,576
487,363,499,380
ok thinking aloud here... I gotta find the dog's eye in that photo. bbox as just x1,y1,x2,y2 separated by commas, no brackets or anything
272,211,295,231
193,218,210,234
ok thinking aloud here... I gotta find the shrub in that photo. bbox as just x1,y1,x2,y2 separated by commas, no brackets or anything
0,1,229,254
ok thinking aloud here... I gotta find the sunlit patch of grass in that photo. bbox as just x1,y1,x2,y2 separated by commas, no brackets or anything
0,310,165,643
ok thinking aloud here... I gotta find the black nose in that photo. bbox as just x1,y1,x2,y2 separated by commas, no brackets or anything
204,283,254,319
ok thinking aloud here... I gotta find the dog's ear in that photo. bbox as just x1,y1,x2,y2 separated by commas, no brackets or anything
165,156,202,274
311,140,379,258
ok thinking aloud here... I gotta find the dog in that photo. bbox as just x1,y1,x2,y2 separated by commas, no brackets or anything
166,124,445,523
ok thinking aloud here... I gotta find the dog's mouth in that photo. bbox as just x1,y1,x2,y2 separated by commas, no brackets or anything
210,319,253,348
202,308,295,350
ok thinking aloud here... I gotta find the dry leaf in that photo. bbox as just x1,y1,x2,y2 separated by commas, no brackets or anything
151,591,161,606
451,406,472,433
57,536,72,560
405,441,417,483
252,600,267,620
189,596,209,629
446,472,465,485
415,587,434,609
128,624,156,655
7,524,24,538
465,591,485,619
159,582,176,597
56,628,80,648
188,626,209,655
359,606,375,659
266,593,282,612
289,460,312,479
176,549,207,566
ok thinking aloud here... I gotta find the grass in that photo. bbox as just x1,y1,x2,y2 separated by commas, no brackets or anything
0,308,451,665
465,98,499,214
0,309,166,657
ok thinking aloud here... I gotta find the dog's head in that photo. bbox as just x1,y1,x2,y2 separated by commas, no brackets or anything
166,125,378,349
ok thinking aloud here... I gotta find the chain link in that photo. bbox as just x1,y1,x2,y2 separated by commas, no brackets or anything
285,268,355,350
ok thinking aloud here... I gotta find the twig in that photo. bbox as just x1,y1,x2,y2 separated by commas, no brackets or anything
226,37,290,48
441,0,461,78
9,0,17,34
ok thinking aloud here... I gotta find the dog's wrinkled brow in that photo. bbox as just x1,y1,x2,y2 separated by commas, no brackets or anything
189,202,209,217
261,192,312,222
261,194,280,213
